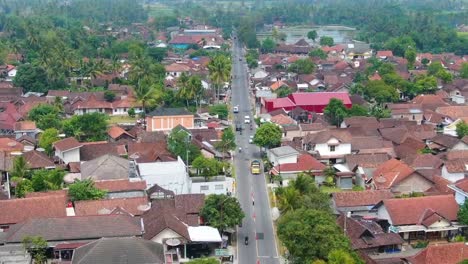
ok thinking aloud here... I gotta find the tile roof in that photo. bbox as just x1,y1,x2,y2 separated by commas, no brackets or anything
270,80,288,91
80,154,130,181
304,129,352,144
0,194,67,225
71,237,165,264
406,242,468,264
4,215,143,243
0,138,23,152
142,194,205,240
447,150,468,160
164,63,192,72
436,106,468,119
372,159,416,189
127,141,174,163
430,134,460,149
405,154,443,170
394,137,426,160
379,127,408,144
74,197,150,216
271,114,296,126
79,142,127,161
107,126,135,140
377,50,393,57
351,136,394,153
271,154,326,174
147,107,192,117
333,190,394,208
73,94,113,109
94,179,146,192
299,123,326,132
381,195,458,226
455,178,468,193
53,137,82,152
411,94,449,111
444,159,468,173
343,116,380,128
13,121,36,131
23,150,55,169
345,153,390,169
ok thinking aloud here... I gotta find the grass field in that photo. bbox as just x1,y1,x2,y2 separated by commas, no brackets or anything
146,3,174,17
107,115,137,125
457,31,468,39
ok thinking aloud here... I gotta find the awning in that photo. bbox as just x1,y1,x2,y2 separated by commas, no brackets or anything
188,226,222,243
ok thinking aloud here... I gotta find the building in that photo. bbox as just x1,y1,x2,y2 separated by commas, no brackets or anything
80,154,132,181
405,242,468,264
332,190,394,216
303,129,352,163
448,178,468,204
53,137,82,164
137,157,191,194
146,108,194,132
267,146,300,166
264,92,352,113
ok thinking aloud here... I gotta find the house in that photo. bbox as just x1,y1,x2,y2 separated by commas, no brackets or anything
165,62,192,77
80,154,133,181
386,104,424,124
2,214,144,243
374,195,461,243
376,50,394,60
70,237,165,264
137,157,191,194
405,242,468,264
107,126,136,142
191,176,234,195
345,153,391,188
332,190,394,216
53,137,82,164
372,159,433,194
303,129,352,163
13,121,40,140
73,94,113,115
0,138,24,153
74,197,150,216
267,146,300,166
0,194,68,230
264,92,352,113
336,214,404,255
441,158,468,183
427,134,460,153
344,41,372,60
341,116,381,129
127,141,174,163
270,154,326,185
79,142,127,161
351,136,395,156
443,118,468,137
146,108,194,132
22,150,56,169
448,178,468,205
94,179,147,199
142,194,222,262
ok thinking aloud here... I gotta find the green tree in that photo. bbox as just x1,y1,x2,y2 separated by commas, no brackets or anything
216,127,236,153
31,169,65,192
39,128,59,156
167,126,201,164
192,156,226,180
307,30,318,42
209,104,229,119
458,199,468,225
68,179,107,201
364,80,399,104
22,236,48,264
277,208,351,262
13,64,49,93
404,48,416,69
178,75,204,111
128,107,136,118
9,156,29,179
428,61,453,83
275,86,292,98
261,38,276,53
200,194,245,232
276,186,302,213
324,98,348,126
28,104,62,130
188,257,219,264
14,178,34,198
208,55,231,103
460,62,468,78
309,49,327,59
288,58,315,74
146,47,168,62
104,90,116,102
384,36,416,57
134,83,164,114
456,121,468,139
328,249,356,264
413,74,438,95
62,113,108,141
369,105,391,119
319,36,334,46
347,105,369,117
253,123,282,149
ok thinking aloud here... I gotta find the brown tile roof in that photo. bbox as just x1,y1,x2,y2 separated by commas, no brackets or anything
165,63,192,72
377,50,393,57
447,150,468,160
343,116,380,128
0,195,67,225
17,135,37,145
73,94,113,110
345,153,390,169
107,126,135,140
142,194,204,240
299,123,326,132
271,114,296,126
430,134,460,149
373,159,416,189
405,154,443,169
444,159,468,173
4,215,143,243
0,137,23,152
394,137,426,160
23,150,55,169
53,137,82,152
455,178,468,193
271,154,325,174
351,136,394,153
381,195,458,226
80,142,127,161
410,94,449,111
25,190,68,198
304,129,352,144
436,106,468,119
406,242,468,264
94,179,147,192
74,197,149,216
127,142,173,162
378,127,410,144
13,121,36,131
333,190,394,208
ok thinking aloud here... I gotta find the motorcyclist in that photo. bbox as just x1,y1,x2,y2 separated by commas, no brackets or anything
245,236,249,245
239,147,242,153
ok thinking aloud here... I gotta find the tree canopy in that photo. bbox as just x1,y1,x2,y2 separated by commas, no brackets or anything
319,36,334,46
216,127,236,153
288,59,315,74
62,112,108,142
456,121,468,139
200,194,245,231
324,98,349,127
167,126,201,164
39,128,60,156
253,123,283,149
68,179,107,202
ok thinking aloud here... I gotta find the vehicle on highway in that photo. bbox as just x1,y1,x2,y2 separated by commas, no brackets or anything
235,123,242,132
244,115,250,124
233,106,239,113
244,236,249,245
249,135,254,144
251,160,261,174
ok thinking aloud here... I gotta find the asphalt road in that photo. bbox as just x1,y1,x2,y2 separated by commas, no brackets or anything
231,35,280,264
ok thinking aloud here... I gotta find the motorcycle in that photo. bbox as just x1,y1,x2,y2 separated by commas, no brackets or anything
239,147,242,153
245,236,249,245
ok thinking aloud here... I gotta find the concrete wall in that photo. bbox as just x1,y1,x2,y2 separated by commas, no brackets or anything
455,191,467,205
392,174,433,194
146,115,194,131
56,148,80,164
377,205,392,225
315,141,351,158
151,228,183,244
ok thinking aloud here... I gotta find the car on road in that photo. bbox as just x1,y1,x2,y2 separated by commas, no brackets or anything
235,123,242,132
249,135,254,144
239,58,242,61
233,106,239,113
244,116,250,124
250,160,261,174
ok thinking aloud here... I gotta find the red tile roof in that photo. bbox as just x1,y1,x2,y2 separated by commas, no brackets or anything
406,242,468,264
74,94,113,109
369,72,382,81
0,194,67,225
373,159,415,189
107,126,135,140
333,190,394,207
271,114,296,126
53,137,82,152
382,195,458,226
74,197,149,216
377,50,393,57
455,178,468,193
23,150,55,169
14,121,36,131
94,179,147,192
271,154,325,174
436,106,468,119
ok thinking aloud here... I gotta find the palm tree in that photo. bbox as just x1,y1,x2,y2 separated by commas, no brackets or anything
276,187,301,213
188,75,204,112
134,81,164,118
9,156,29,179
176,72,190,106
208,55,231,103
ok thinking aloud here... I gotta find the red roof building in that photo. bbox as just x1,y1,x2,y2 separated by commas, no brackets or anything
264,92,352,113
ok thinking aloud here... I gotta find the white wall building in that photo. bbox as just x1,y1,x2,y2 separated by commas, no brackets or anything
138,157,191,195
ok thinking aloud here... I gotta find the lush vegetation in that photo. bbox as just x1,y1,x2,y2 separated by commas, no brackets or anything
68,179,107,201
200,194,245,232
253,122,283,149
167,126,202,164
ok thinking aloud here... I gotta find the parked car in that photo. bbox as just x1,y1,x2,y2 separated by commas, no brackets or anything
244,116,250,124
249,135,254,144
233,106,239,113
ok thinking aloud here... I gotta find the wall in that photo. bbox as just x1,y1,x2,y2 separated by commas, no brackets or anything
138,157,191,194
57,148,80,164
391,113,423,125
452,142,468,151
151,228,183,244
147,115,194,131
392,174,433,194
191,178,231,195
267,152,298,166
283,129,301,141
442,166,465,183
377,205,393,225
112,107,143,116
455,191,467,205
315,141,351,158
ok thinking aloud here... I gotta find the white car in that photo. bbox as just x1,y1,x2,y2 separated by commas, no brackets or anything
233,106,239,113
244,116,250,124
249,135,254,144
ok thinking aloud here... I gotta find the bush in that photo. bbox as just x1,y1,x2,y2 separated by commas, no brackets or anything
413,240,429,248
209,104,228,119
128,107,136,118
352,186,365,191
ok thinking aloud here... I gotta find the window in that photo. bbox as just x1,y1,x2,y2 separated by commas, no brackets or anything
412,115,415,120
329,145,336,152
215,184,224,190
200,185,209,191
